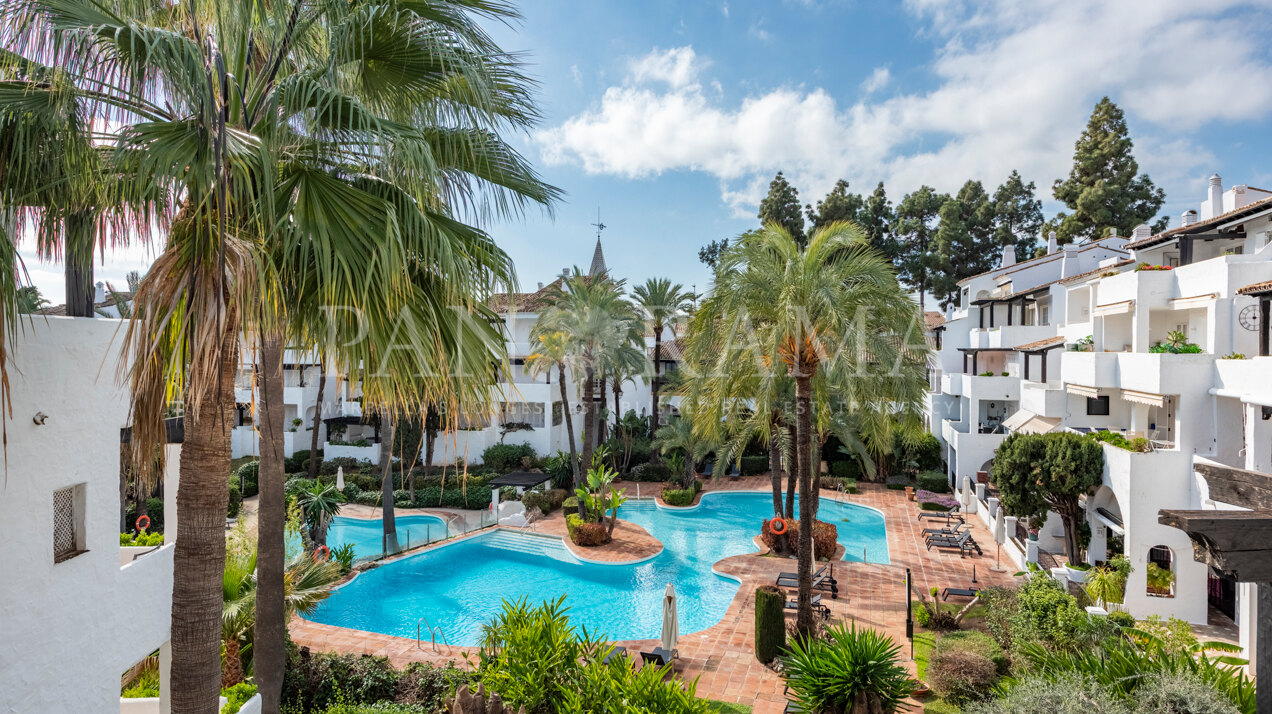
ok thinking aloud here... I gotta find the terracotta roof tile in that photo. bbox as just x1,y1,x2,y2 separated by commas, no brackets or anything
1237,280,1272,297
648,337,686,362
488,280,562,314
923,311,945,330
1125,193,1272,251
37,291,135,317
1015,335,1066,351
1058,259,1136,284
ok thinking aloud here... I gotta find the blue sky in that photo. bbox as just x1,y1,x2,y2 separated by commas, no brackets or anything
20,0,1272,303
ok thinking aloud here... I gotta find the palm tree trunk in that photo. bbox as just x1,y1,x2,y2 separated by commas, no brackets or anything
307,359,326,481
558,363,579,483
768,437,783,516
170,320,238,714
651,327,662,439
784,425,797,519
597,376,608,443
794,371,815,637
580,365,595,484
64,212,95,318
255,333,286,714
379,413,399,553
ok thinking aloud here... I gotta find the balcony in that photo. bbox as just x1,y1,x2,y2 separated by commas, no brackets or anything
1061,352,1216,393
969,324,1056,351
1020,380,1065,417
118,542,174,662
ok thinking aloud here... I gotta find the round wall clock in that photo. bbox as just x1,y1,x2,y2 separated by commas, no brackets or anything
1239,305,1260,331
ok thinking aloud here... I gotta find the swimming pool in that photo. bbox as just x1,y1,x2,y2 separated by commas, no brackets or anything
326,514,450,561
307,491,887,645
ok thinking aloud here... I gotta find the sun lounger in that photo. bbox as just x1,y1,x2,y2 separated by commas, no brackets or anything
777,565,828,582
926,531,973,548
601,645,629,665
917,507,963,521
941,587,981,601
640,647,674,667
778,571,839,598
785,594,831,619
928,532,983,557
921,522,966,537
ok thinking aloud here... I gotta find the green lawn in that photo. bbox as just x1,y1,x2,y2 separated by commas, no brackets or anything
913,631,961,714
705,701,753,713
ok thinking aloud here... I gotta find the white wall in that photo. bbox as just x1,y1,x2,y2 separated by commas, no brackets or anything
0,317,173,714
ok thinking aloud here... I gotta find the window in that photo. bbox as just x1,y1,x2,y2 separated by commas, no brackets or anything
501,401,545,429
1147,545,1175,598
53,484,86,563
1086,395,1110,416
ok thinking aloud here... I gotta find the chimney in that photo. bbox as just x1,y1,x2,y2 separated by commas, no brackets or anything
1060,243,1078,278
1047,231,1058,255
1206,173,1223,219
94,281,105,303
1131,224,1151,240
537,281,544,290
1180,210,1197,227
1001,245,1016,268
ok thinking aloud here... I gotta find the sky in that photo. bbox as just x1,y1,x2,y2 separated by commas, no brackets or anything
19,0,1272,305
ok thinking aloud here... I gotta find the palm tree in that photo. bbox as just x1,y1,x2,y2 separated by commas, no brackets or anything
633,278,694,439
698,222,929,635
526,331,579,482
538,270,638,485
5,3,555,712
652,412,710,489
295,484,342,548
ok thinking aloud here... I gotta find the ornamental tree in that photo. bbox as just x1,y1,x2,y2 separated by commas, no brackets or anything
992,432,1104,561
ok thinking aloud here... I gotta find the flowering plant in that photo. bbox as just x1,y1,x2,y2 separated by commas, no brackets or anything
915,490,959,509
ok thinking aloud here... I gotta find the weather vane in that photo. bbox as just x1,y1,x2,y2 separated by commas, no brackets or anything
591,207,606,241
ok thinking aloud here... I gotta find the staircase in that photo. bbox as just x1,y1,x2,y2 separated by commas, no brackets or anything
481,529,578,564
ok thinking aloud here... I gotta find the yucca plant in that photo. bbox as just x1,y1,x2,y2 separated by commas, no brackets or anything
782,624,914,713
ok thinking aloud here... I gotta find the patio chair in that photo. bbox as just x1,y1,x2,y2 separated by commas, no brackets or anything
941,586,981,601
926,530,973,549
640,647,674,667
917,506,963,521
726,462,741,480
929,532,983,558
785,594,831,620
701,462,714,478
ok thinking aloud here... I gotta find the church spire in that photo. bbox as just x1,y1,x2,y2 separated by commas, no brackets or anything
589,208,608,276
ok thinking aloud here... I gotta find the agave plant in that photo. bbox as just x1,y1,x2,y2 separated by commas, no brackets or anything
782,624,914,713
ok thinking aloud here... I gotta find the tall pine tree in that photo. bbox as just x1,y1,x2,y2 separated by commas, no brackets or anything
806,180,898,260
758,171,806,245
1050,97,1165,243
932,180,998,308
859,182,899,261
806,179,863,229
895,185,949,310
992,170,1044,261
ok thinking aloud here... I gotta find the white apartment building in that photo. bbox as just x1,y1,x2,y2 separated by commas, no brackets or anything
0,317,182,714
927,174,1272,665
227,239,686,468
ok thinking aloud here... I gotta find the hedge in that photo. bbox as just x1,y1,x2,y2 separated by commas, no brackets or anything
481,442,536,472
235,460,260,497
228,484,243,518
754,585,786,663
124,497,165,533
740,455,768,476
829,460,862,479
662,487,695,506
917,470,951,494
627,462,672,482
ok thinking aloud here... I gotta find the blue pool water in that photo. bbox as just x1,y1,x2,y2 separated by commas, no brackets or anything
307,492,888,645
326,514,449,561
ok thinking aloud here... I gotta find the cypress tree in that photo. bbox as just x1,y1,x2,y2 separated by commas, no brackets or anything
759,171,806,246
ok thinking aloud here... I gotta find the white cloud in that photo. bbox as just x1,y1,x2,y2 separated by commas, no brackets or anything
570,64,583,87
721,2,729,18
860,67,890,95
537,0,1272,216
628,47,702,89
748,21,771,43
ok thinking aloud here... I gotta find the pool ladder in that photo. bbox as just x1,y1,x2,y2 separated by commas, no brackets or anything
417,617,449,652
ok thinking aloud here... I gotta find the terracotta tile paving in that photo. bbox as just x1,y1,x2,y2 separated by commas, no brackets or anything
291,477,1018,712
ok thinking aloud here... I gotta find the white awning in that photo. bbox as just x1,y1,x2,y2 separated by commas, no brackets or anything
1092,509,1125,536
1066,384,1101,399
1093,299,1134,317
1170,293,1217,310
1121,389,1166,408
1001,409,1035,431
1018,415,1062,435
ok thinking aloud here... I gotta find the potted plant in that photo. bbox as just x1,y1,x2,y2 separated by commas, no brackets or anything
976,470,989,485
1063,561,1092,583
904,486,915,502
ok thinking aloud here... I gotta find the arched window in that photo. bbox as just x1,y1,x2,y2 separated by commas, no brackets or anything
1146,545,1175,597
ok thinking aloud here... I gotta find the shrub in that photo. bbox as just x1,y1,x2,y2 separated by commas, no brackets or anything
782,624,913,714
286,449,317,473
1136,671,1242,714
341,483,362,501
1012,576,1085,652
981,586,1020,652
227,484,243,518
562,496,579,516
480,442,536,472
628,462,673,482
927,648,999,707
916,490,958,510
818,475,857,493
966,674,1130,714
521,488,569,515
740,454,768,476
917,470,950,493
354,491,381,506
565,513,584,539
331,543,356,573
120,530,164,546
828,459,861,479
410,485,493,510
281,649,405,711
394,661,472,708
285,476,318,498
896,432,943,474
235,460,260,497
571,521,609,547
220,683,257,714
770,519,838,559
754,586,786,663
661,487,695,506
914,603,931,628
935,630,1007,674
1106,611,1135,629
125,498,165,534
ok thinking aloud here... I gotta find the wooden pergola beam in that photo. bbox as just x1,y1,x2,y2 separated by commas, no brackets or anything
1158,509,1272,582
1194,462,1272,509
